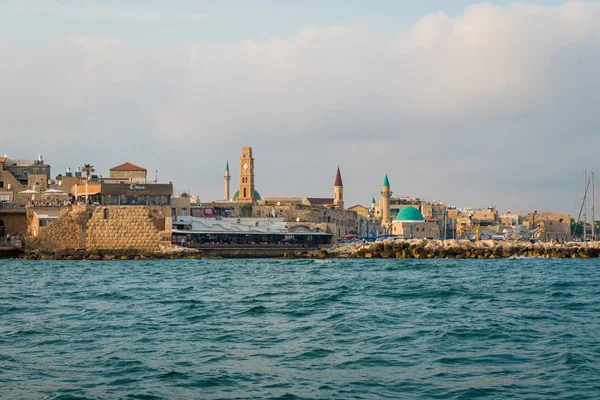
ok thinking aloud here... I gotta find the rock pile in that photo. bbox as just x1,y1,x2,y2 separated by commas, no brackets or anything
314,239,600,259
19,245,201,261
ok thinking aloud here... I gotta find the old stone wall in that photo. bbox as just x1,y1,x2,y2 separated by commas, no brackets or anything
25,207,88,251
85,206,170,251
25,205,171,252
0,213,27,235
282,205,358,239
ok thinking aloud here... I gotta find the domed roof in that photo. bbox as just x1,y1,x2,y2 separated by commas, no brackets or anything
395,207,424,221
232,190,262,201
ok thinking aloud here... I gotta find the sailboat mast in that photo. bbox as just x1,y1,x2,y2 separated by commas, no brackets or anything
593,171,595,241
583,169,587,241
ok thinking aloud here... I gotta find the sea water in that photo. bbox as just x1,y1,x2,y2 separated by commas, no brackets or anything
1,258,599,399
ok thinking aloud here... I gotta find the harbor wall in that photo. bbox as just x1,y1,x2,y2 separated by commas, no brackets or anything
25,205,171,252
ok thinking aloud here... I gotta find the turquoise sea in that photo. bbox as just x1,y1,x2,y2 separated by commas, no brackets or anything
1,258,600,399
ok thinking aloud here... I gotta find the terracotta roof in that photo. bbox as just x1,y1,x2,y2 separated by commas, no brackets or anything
110,162,146,172
305,198,335,205
334,166,343,187
0,157,6,163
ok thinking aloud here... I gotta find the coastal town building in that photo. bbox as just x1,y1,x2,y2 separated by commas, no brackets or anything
171,196,191,219
109,162,147,183
391,207,440,239
347,204,369,219
0,155,51,206
171,216,331,247
500,211,523,226
530,212,570,241
201,147,357,241
70,183,173,206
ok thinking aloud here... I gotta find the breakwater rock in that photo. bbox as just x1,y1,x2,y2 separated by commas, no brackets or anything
19,245,201,261
314,239,600,259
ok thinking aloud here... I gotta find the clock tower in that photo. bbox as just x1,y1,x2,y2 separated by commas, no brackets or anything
237,146,255,203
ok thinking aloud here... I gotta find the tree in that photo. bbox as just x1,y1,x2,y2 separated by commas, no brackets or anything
82,164,95,180
180,192,189,198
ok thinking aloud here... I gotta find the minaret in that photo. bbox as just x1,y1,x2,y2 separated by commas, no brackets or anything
333,166,344,208
224,160,231,201
381,174,391,225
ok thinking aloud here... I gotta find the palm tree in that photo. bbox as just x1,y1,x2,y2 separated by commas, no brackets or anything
82,164,95,180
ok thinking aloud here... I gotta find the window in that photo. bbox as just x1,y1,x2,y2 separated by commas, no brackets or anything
103,195,118,205
149,196,169,206
0,181,3,188
243,188,247,197
119,195,147,205
103,208,109,219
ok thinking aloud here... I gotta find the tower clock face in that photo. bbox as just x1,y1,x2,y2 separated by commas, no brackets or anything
243,163,248,169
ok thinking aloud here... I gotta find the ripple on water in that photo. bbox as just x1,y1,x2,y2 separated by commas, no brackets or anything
1,258,600,399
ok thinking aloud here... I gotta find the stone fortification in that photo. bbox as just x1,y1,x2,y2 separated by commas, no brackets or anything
26,205,171,252
86,206,170,251
26,206,87,251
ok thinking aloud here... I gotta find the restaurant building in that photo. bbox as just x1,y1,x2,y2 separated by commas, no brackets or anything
71,183,173,206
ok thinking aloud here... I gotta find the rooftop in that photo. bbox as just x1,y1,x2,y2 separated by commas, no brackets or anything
305,198,334,206
110,162,146,172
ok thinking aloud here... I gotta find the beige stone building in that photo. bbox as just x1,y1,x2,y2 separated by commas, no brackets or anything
534,212,571,241
347,204,369,219
391,207,440,239
0,155,51,206
109,162,147,183
500,212,523,226
171,197,191,219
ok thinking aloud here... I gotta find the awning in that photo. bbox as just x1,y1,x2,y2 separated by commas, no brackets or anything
72,184,102,196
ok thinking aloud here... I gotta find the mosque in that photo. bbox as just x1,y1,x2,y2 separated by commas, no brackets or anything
376,174,440,239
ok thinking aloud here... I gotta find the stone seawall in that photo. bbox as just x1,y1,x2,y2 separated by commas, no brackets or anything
25,205,171,253
315,239,600,259
86,206,169,251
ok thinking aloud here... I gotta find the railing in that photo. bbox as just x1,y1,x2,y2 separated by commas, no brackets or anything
0,203,26,211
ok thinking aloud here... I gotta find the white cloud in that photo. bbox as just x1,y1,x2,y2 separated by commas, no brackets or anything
2,1,600,213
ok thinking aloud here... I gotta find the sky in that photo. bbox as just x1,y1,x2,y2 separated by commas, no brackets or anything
1,0,600,215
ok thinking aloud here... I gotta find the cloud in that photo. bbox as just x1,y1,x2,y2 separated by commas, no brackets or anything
1,1,600,213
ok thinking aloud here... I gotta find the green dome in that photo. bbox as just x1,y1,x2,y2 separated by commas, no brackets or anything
232,189,262,200
395,207,424,221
